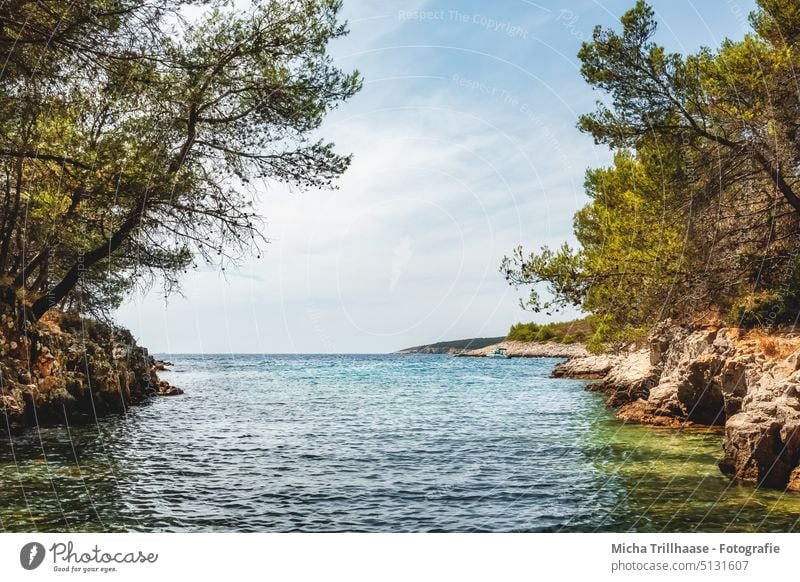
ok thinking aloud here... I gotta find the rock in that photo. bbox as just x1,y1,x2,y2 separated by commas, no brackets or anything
152,359,173,371
552,354,620,379
720,357,749,417
155,380,183,396
36,352,57,377
552,321,800,490
459,340,589,359
617,399,687,427
0,309,183,433
788,466,800,491
788,350,800,371
598,349,657,407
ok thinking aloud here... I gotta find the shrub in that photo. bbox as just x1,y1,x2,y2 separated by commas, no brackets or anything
535,326,555,341
728,273,800,329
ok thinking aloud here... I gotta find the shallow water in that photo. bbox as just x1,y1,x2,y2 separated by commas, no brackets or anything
1,354,799,532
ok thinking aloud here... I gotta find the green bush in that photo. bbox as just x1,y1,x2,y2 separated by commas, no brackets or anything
729,291,800,328
506,317,596,345
727,263,800,328
507,322,540,341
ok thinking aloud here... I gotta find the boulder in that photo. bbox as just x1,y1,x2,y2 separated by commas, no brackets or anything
561,321,800,490
0,308,182,433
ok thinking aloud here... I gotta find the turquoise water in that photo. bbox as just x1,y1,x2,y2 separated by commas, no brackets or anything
2,354,800,532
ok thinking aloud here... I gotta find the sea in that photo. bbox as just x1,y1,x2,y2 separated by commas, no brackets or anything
2,354,800,532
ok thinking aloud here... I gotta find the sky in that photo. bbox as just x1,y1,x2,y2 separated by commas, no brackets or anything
116,0,759,354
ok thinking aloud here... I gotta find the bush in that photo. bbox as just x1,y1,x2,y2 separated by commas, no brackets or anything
507,322,540,341
506,317,596,345
728,273,800,329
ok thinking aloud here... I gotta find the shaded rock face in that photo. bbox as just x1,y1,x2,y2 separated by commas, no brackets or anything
0,307,181,433
599,325,732,427
559,320,800,490
597,349,659,408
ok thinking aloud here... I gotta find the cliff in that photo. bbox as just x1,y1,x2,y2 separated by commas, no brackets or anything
0,307,180,433
555,321,800,490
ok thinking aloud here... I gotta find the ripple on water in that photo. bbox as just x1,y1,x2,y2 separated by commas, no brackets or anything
2,354,800,532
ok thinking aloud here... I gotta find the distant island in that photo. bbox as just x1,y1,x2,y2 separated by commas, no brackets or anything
396,335,589,358
396,337,505,354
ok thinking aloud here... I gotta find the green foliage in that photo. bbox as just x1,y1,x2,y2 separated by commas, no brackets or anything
506,322,539,342
535,326,555,342
0,0,361,320
506,318,595,345
503,145,691,342
503,0,800,346
729,263,800,327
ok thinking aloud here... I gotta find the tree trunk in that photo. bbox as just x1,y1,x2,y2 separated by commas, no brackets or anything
29,208,142,320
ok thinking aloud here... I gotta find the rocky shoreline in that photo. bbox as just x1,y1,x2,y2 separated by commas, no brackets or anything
554,321,800,490
0,307,181,434
458,340,589,358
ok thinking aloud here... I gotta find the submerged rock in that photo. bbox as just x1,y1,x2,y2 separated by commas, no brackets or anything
559,320,800,490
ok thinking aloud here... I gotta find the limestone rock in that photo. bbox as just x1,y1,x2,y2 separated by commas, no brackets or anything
0,309,182,433
460,340,589,359
552,354,620,379
557,321,800,490
152,359,173,371
155,380,184,396
598,349,657,407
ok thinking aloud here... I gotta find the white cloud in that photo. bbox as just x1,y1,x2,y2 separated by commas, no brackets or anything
117,0,755,353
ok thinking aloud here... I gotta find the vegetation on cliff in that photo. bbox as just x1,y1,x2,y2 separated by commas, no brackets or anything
503,0,800,346
0,1,359,428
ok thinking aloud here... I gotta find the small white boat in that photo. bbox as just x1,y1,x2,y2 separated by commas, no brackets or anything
486,347,510,359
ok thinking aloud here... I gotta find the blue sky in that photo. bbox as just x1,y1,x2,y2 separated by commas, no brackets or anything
116,0,758,354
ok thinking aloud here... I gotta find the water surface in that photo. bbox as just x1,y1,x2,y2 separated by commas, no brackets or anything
2,354,799,532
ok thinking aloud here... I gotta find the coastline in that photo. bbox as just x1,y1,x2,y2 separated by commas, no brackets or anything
456,340,588,359
551,320,800,491
0,308,181,434
8,311,799,496
8,352,786,532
